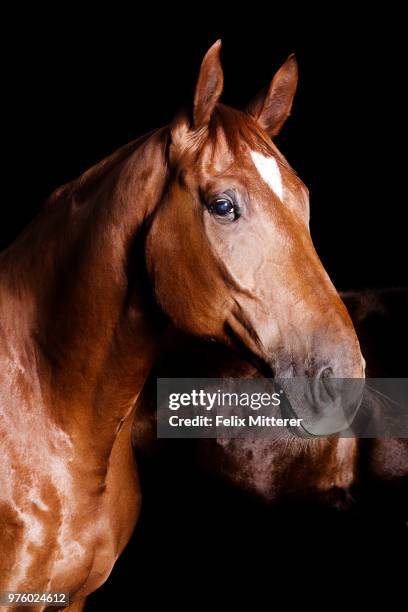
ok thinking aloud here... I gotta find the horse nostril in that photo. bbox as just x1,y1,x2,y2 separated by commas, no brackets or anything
319,366,333,380
315,366,336,405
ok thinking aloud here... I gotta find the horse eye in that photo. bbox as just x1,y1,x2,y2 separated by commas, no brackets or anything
211,198,234,216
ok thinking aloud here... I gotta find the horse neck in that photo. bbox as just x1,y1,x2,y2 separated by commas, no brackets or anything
0,128,169,438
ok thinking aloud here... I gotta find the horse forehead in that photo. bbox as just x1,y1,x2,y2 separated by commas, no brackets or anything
250,151,284,201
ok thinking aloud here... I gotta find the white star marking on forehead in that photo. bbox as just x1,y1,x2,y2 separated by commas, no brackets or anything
250,151,283,201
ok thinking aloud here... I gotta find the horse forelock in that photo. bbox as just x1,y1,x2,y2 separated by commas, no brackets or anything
209,105,271,154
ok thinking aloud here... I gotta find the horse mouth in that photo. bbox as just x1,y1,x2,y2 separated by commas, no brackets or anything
278,389,361,437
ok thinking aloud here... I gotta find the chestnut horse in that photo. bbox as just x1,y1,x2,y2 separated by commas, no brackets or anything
0,42,364,609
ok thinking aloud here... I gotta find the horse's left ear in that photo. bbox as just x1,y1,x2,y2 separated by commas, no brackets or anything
246,54,298,137
192,40,224,129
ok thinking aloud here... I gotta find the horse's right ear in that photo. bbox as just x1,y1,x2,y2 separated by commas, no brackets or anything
192,40,224,129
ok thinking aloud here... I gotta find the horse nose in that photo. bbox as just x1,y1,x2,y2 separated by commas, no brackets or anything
318,366,333,379
311,327,366,380
310,361,364,416
312,366,336,409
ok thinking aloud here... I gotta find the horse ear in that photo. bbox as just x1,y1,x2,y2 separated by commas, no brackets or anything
192,40,224,129
246,54,298,137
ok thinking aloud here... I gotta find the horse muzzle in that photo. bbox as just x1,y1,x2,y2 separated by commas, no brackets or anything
276,374,365,436
264,340,366,436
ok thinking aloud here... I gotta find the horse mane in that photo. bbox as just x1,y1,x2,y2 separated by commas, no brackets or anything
0,128,168,293
206,104,292,171
45,130,157,207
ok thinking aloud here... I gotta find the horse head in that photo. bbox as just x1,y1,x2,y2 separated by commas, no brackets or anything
145,42,365,434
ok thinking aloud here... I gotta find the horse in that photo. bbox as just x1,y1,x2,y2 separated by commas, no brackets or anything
0,41,365,610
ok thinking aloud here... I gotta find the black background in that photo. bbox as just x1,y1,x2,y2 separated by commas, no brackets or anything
2,6,407,291
2,6,407,608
